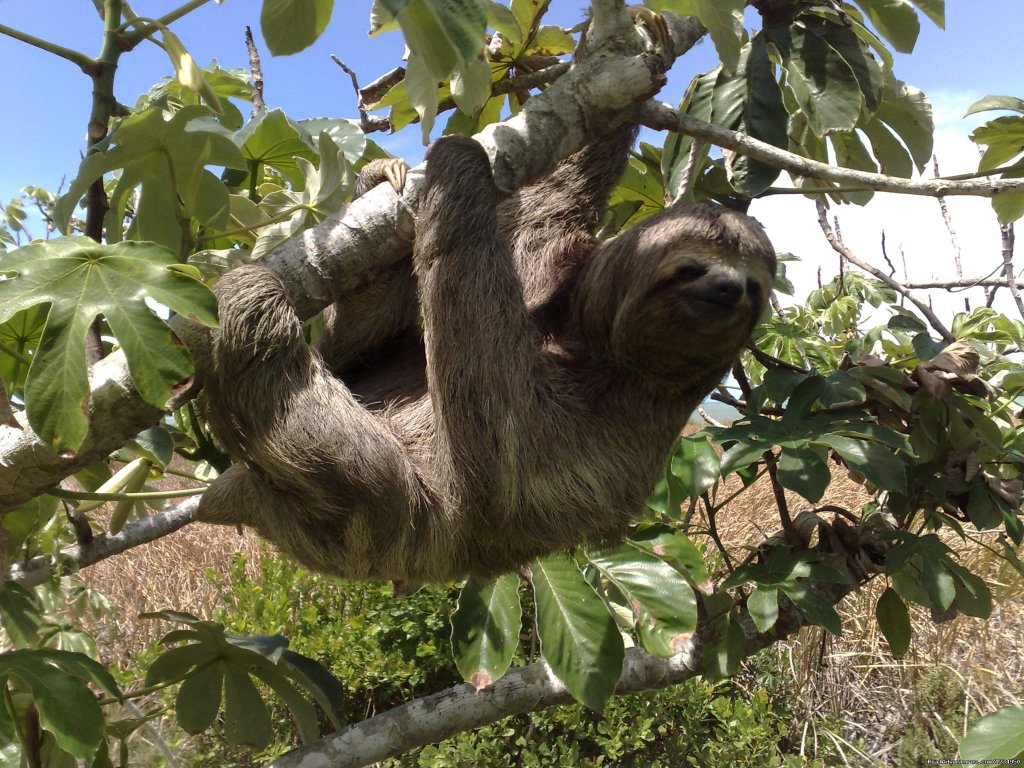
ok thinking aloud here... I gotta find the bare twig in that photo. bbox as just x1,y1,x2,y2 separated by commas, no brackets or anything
933,156,963,277
1000,224,1023,321
696,404,726,428
815,200,954,343
332,56,391,134
245,26,266,116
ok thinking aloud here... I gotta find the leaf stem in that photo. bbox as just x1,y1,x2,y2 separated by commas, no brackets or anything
122,0,217,45
0,24,96,71
47,486,205,502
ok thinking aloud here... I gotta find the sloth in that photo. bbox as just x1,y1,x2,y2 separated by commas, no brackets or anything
195,126,776,583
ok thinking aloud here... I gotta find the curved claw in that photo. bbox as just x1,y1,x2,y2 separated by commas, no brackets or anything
381,157,408,195
628,5,670,55
354,157,410,199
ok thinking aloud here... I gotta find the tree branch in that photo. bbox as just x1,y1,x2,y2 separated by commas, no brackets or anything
8,497,198,587
267,574,855,768
639,102,1024,198
815,200,954,343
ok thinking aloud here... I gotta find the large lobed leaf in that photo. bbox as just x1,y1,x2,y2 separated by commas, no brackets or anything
54,105,246,257
0,237,218,451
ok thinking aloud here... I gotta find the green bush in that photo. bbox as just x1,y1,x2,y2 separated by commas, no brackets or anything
184,553,806,767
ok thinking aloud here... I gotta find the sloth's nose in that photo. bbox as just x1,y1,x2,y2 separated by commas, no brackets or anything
698,274,745,307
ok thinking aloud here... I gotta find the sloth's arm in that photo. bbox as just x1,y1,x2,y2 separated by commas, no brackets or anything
414,136,550,493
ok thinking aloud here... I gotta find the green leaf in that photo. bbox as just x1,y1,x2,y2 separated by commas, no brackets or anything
817,434,906,493
777,446,831,503
875,587,911,658
175,663,224,733
235,109,319,189
280,650,348,729
628,525,711,589
780,583,842,635
528,25,576,56
959,705,1024,761
451,574,522,689
54,105,245,255
965,95,1024,117
729,35,787,194
765,19,862,136
485,0,523,47
670,434,721,499
532,555,624,712
223,664,272,749
0,237,217,451
658,0,744,72
450,56,493,118
397,0,487,80
719,440,767,477
405,50,440,144
747,586,779,633
0,650,116,759
0,583,43,647
251,133,355,259
129,426,174,470
907,0,944,28
854,0,920,53
702,607,746,680
875,75,934,172
0,304,45,394
586,545,697,657
261,0,335,55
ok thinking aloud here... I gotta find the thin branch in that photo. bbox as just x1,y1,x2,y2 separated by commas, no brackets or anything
331,56,390,134
746,342,810,373
8,498,198,587
639,102,1024,198
1000,224,1024,321
903,277,1024,290
245,26,266,117
933,156,963,277
815,200,954,343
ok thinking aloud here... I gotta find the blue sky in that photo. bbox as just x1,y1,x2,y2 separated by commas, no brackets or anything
1,1,1022,226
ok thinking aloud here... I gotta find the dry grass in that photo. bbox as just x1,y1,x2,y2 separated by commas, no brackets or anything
709,470,1024,765
76,465,1024,766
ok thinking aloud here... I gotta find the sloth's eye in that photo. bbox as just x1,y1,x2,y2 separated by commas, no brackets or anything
648,264,708,297
746,278,762,300
673,264,708,282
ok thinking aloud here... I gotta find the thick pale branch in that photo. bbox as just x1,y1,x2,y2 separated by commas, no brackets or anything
0,351,164,512
639,102,1024,198
268,577,853,768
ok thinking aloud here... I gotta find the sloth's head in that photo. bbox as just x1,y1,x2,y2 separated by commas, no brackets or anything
574,203,776,380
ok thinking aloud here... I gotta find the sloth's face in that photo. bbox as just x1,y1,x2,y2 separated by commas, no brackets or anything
576,203,776,378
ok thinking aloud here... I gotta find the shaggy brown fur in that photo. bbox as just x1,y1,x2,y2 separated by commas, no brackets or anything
196,129,776,582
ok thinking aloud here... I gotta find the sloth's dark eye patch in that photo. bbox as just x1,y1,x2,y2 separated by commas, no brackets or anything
746,278,762,300
648,263,708,296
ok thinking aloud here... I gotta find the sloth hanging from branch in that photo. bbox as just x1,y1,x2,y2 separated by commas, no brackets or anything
192,7,776,582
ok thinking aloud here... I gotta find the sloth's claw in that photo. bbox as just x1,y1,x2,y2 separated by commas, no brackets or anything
628,5,670,55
